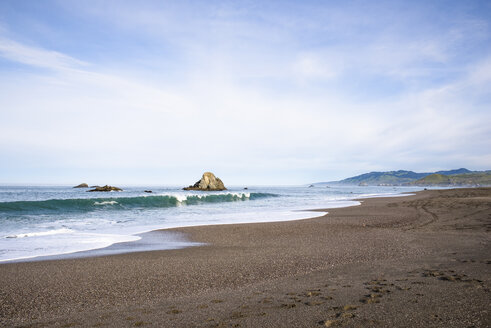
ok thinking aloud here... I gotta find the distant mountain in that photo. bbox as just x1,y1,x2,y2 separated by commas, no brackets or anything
337,170,428,185
434,168,471,175
410,171,491,186
316,168,485,186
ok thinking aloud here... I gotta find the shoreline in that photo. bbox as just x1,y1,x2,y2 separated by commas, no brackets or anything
1,187,489,327
1,230,204,264
0,189,413,264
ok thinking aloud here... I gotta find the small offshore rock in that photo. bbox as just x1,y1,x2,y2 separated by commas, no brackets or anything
87,185,123,192
183,172,226,191
73,183,88,188
144,190,153,193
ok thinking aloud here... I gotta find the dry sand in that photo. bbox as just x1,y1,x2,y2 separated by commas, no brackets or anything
0,188,490,327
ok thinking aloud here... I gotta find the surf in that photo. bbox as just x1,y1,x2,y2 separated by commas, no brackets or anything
0,192,277,214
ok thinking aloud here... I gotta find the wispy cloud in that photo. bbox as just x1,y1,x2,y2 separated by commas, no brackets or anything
0,37,87,70
0,0,490,184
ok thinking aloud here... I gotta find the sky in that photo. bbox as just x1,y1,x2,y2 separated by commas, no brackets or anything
0,0,490,185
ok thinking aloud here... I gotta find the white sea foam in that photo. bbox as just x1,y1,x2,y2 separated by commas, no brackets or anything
0,232,141,262
173,194,188,202
94,200,118,205
231,192,250,198
5,228,74,239
166,192,251,203
357,193,415,198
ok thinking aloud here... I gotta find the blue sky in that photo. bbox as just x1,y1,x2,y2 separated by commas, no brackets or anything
0,0,490,185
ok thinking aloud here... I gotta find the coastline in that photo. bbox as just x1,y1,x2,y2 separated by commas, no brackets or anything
0,198,362,264
1,230,204,264
0,189,411,264
0,186,370,264
0,188,489,327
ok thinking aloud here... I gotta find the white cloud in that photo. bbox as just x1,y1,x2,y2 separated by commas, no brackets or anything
292,52,342,80
0,37,87,70
0,1,490,183
467,57,491,85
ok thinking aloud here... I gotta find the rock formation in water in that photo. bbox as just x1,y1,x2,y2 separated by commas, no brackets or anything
73,183,89,188
183,172,226,191
87,185,123,192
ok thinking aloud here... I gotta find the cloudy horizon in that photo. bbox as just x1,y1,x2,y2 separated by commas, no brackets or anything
1,0,490,185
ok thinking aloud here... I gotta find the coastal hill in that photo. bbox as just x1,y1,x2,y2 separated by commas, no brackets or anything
316,168,491,186
410,171,491,186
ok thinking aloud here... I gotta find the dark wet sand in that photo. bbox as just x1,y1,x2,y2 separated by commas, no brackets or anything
0,188,490,327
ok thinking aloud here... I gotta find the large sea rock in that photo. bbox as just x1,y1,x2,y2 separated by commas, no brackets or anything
87,185,123,192
183,172,227,191
73,183,89,188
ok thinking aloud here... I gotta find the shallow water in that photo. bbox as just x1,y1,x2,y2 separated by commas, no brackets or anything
0,185,424,262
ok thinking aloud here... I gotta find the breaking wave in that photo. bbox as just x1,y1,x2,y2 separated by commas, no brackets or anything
0,192,277,214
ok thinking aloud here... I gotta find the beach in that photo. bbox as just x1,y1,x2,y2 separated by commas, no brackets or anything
0,187,490,327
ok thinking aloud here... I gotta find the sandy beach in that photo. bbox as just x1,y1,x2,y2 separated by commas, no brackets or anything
0,188,490,327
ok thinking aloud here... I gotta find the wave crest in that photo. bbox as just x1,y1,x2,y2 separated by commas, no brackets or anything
0,192,276,214
94,201,119,206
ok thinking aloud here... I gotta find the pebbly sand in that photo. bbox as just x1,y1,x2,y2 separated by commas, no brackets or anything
0,188,490,327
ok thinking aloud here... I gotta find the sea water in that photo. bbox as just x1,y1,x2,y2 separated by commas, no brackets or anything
0,185,423,262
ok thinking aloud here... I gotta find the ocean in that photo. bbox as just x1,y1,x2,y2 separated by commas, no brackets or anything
0,185,424,262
